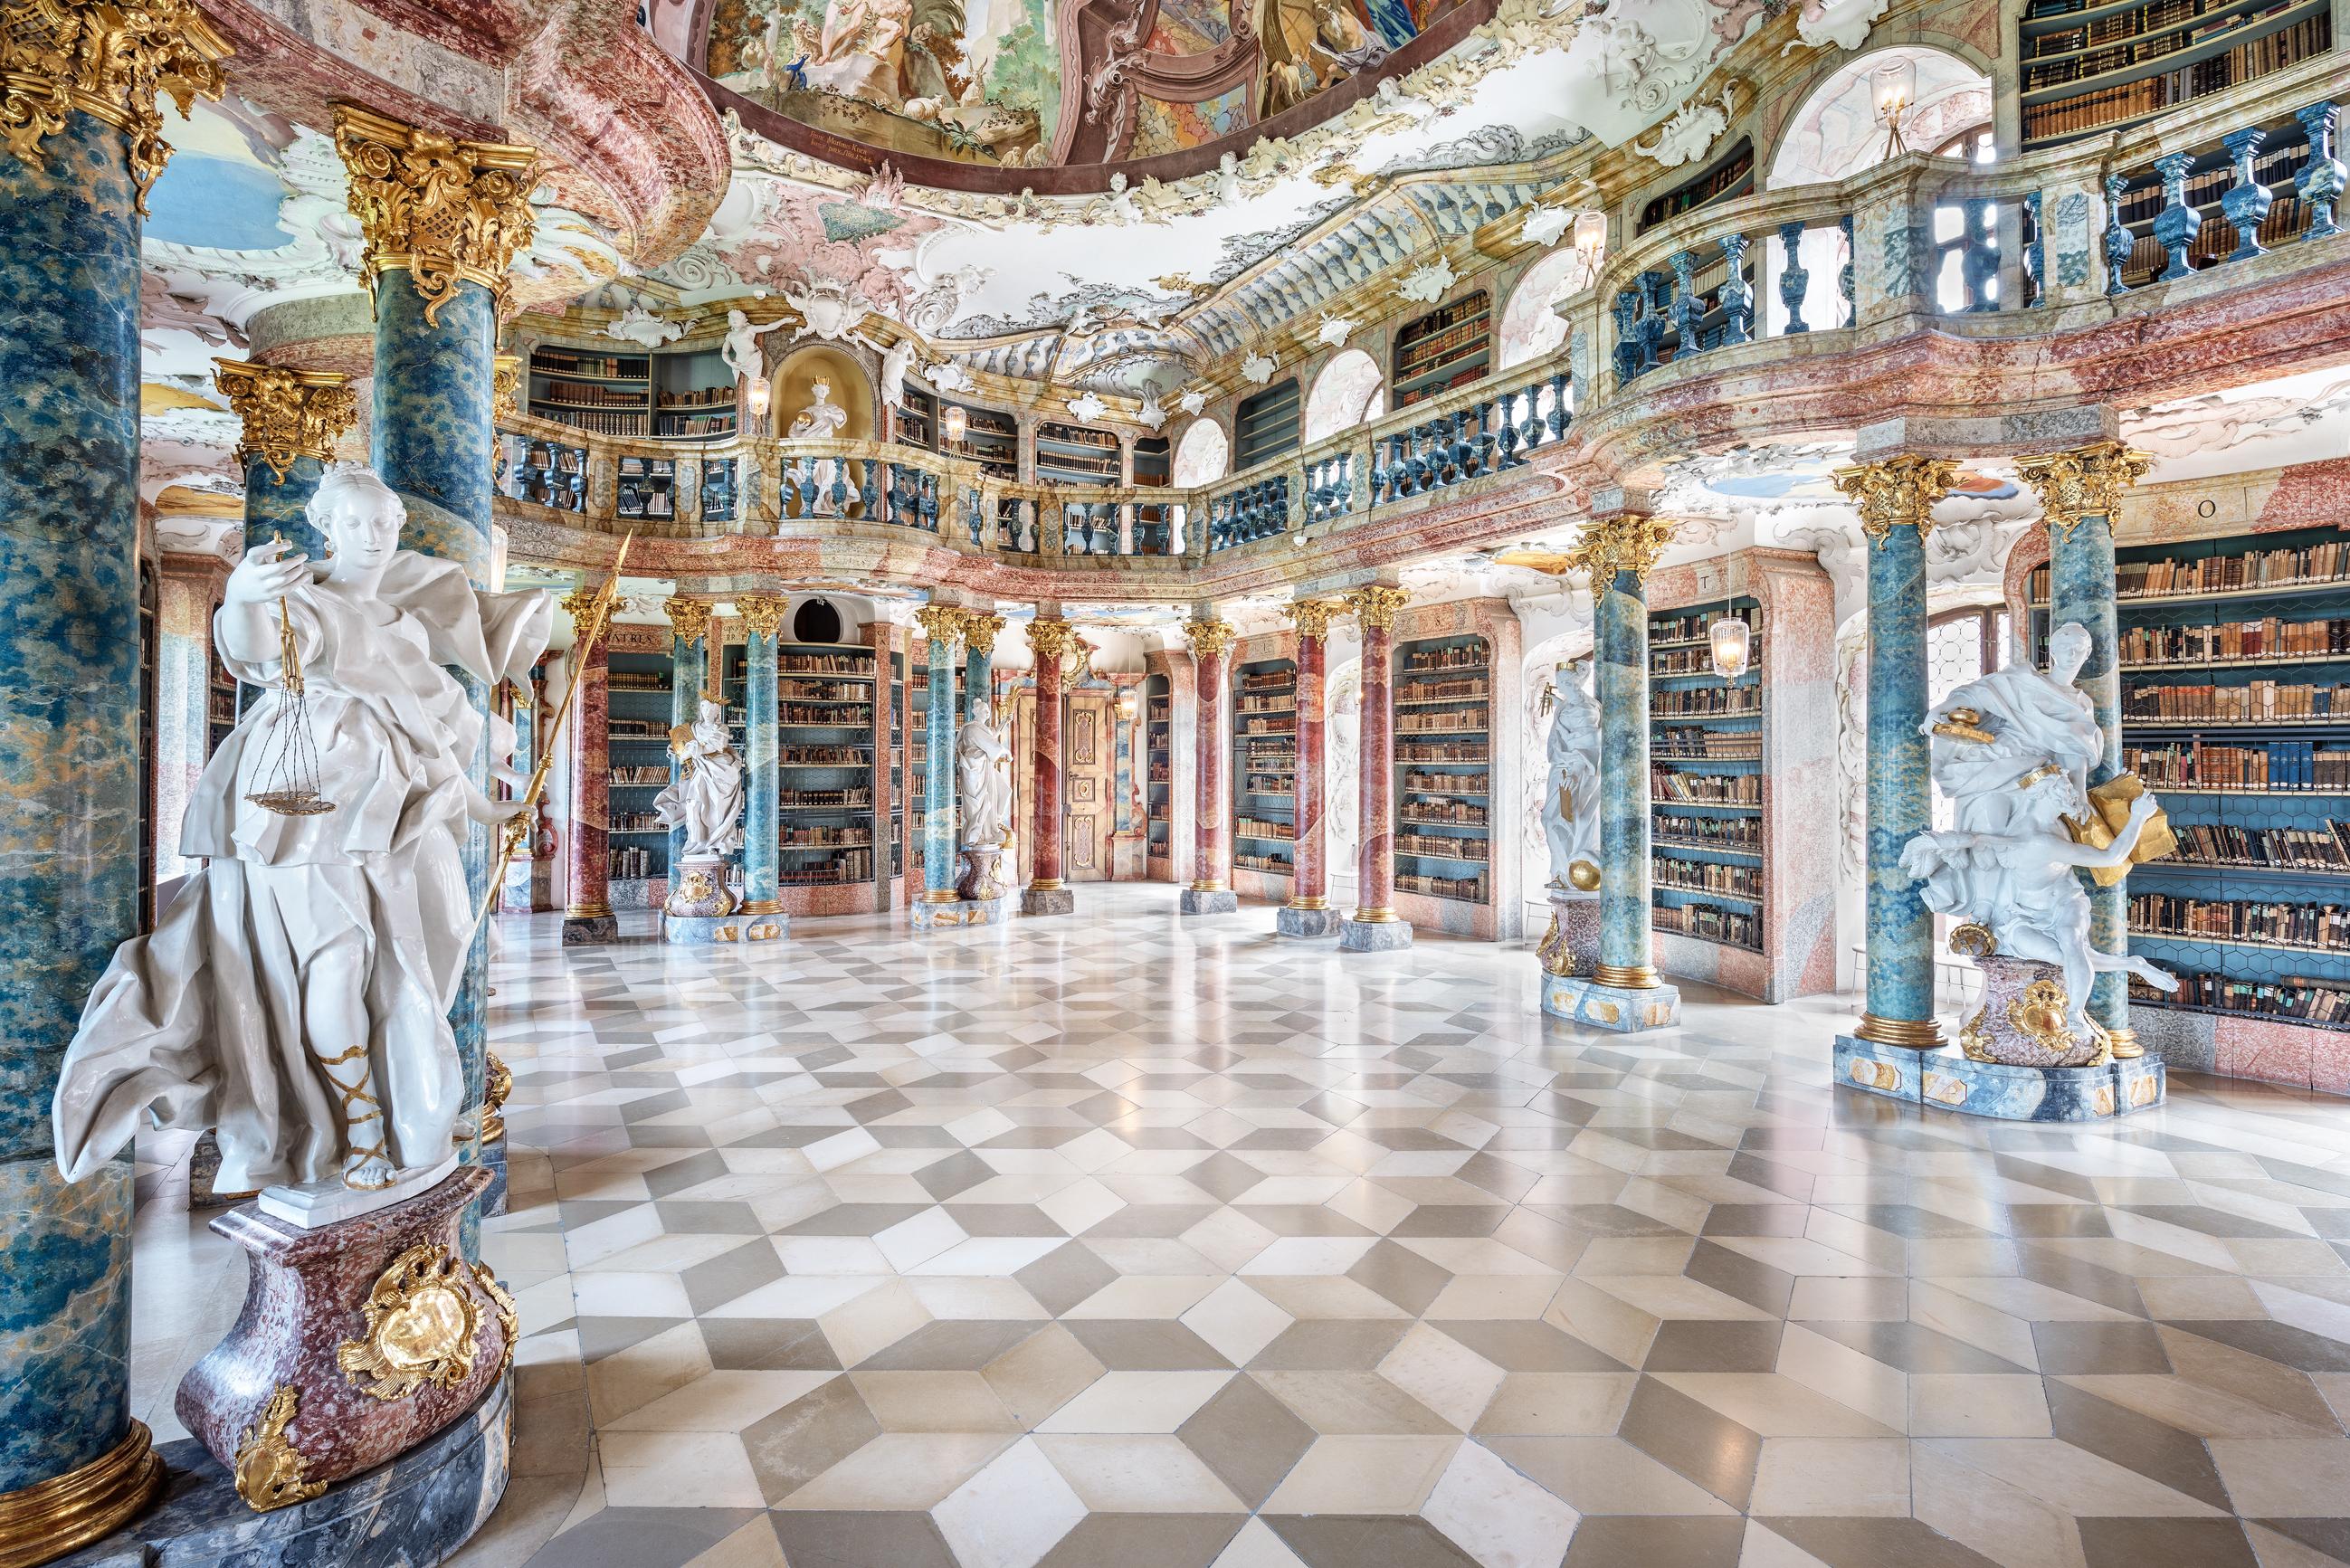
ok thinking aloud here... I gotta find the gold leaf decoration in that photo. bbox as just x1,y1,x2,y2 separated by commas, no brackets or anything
336,1242,483,1402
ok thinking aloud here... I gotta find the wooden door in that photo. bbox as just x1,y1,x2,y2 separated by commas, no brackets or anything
1063,691,1114,881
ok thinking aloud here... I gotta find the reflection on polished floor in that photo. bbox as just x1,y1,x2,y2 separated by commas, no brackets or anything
130,885,2350,1568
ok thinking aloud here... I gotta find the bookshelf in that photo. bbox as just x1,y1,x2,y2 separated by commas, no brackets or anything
1232,653,1299,894
2104,108,2325,286
769,643,879,892
1394,294,1492,410
943,404,1019,479
528,346,651,438
2029,523,2350,1045
207,622,238,759
604,648,677,900
1146,672,1174,879
1391,633,1494,908
1233,381,1302,470
615,454,678,523
2020,0,2331,148
652,348,735,442
1035,420,1122,488
1646,597,1766,959
1636,139,1755,233
896,386,937,451
508,438,587,512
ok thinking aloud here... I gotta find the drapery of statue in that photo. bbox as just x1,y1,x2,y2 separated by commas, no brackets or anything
51,468,554,1195
1901,620,2178,1060
956,715,1013,849
1541,661,1602,895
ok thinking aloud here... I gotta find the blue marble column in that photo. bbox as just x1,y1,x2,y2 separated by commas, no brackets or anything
917,607,965,900
964,611,1003,726
664,601,713,888
1594,563,1661,985
1835,457,1957,1049
740,599,783,916
339,108,536,1231
0,3,226,1535
2024,442,2151,1055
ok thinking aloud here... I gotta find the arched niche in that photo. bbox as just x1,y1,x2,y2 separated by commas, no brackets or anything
770,344,877,441
1304,349,1385,442
1172,418,1232,488
1766,45,1994,191
1497,250,1593,371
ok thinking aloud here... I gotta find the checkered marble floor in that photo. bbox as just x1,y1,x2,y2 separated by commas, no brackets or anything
128,884,2350,1568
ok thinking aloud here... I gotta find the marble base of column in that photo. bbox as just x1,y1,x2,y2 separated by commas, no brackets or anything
1543,974,1683,1031
1021,879,1076,917
1275,899,1344,938
911,892,1016,930
561,908,618,946
1833,1033,2165,1120
664,913,786,945
1338,910,1413,952
1179,881,1238,915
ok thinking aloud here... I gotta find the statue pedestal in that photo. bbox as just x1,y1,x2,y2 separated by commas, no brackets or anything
664,911,785,945
1543,974,1681,1031
176,1166,517,1513
1834,1032,2165,1121
1958,955,2111,1067
1275,903,1344,938
1537,893,1601,976
911,891,1015,931
957,844,1009,902
259,1153,459,1229
560,910,617,946
1339,915,1413,952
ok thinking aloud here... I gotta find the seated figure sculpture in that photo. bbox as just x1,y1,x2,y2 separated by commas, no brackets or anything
51,467,553,1194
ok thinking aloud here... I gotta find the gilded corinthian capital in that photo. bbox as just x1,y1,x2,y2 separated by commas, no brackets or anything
1026,616,1082,663
1346,584,1411,632
1286,598,1344,641
962,612,1007,656
0,0,229,212
663,597,715,646
916,604,967,645
1831,455,1958,546
1182,618,1237,661
560,585,609,646
736,594,787,641
2014,440,2152,541
213,360,357,484
332,105,538,326
1566,515,1678,586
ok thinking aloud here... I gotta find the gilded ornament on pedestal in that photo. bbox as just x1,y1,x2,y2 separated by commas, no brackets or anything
471,1262,519,1380
1831,455,1958,545
214,360,358,485
1346,584,1410,630
2014,440,2152,540
336,1241,483,1402
332,104,538,325
1286,597,1345,641
480,1050,512,1145
233,1386,325,1513
1565,516,1679,586
1948,921,1997,957
0,0,229,211
1182,618,1237,660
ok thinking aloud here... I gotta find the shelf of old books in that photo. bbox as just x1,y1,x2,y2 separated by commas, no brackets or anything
2019,0,2331,151
2032,522,2350,1044
604,647,677,904
1391,633,1494,908
1232,651,1298,898
1146,672,1174,879
1647,597,1767,959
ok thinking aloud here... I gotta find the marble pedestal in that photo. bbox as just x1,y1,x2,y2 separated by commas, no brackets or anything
559,912,617,946
177,1166,516,1503
1276,904,1344,938
1538,895,1601,976
958,845,1011,903
663,911,785,944
1339,916,1414,952
56,1373,510,1568
912,892,1015,931
1179,887,1239,915
1022,885,1076,917
1833,1033,2166,1121
1543,974,1683,1032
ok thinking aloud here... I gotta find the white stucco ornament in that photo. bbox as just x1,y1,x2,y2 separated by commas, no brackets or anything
1241,351,1277,385
1068,390,1109,423
1786,0,1891,52
927,359,975,394
1137,383,1169,431
780,272,878,342
606,300,684,348
1520,204,1574,248
1177,387,1208,415
1632,86,1737,170
1315,313,1356,347
1397,257,1458,304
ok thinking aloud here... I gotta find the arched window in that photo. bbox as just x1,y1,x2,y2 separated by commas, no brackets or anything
1767,47,1994,191
1304,349,1384,442
1172,418,1231,487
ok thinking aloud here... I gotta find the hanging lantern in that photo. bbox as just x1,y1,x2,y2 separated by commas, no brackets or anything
942,404,968,446
1708,615,1751,682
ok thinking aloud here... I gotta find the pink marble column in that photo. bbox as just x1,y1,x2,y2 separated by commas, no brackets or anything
1279,600,1343,938
1180,619,1239,914
1341,587,1411,951
1023,616,1078,915
563,597,616,944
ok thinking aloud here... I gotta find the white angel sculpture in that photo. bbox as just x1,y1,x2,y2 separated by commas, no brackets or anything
655,697,746,859
956,715,1013,848
1542,662,1602,892
1900,622,2177,1041
52,467,552,1194
721,307,792,384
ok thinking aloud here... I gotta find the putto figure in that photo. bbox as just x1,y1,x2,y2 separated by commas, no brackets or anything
52,467,552,1194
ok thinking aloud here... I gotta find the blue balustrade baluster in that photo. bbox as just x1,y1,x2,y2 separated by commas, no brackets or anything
2102,174,2133,296
968,488,985,547
1612,289,1641,384
1470,401,1496,477
1637,271,1670,371
1546,371,1569,442
922,472,940,531
1962,197,1998,311
2023,191,2047,306
1667,250,1702,355
1519,384,1545,452
1838,214,1856,324
861,461,880,518
1369,435,1392,504
2152,151,2198,281
1495,388,1521,467
1719,233,1753,345
2297,101,2345,242
2220,128,2273,261
1777,221,1810,333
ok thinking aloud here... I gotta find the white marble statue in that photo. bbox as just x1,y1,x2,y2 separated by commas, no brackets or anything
1901,621,2177,1041
1542,661,1602,893
51,467,553,1194
787,377,852,516
879,337,914,413
654,697,746,858
1327,669,1362,860
955,715,1013,848
721,307,791,384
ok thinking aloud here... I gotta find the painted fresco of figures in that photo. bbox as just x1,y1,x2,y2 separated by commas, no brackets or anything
52,468,554,1194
